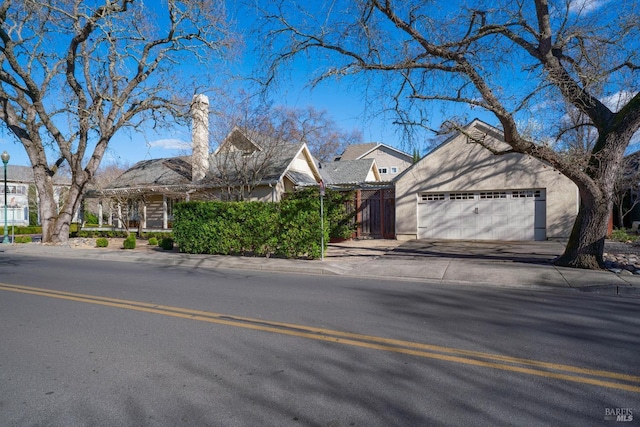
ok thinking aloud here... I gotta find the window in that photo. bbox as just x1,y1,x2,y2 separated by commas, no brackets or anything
0,185,26,194
512,190,541,198
378,167,388,174
390,167,398,174
480,191,507,199
450,192,475,200
421,193,445,201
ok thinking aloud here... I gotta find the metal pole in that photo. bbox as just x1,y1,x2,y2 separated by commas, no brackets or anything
320,193,324,261
319,180,325,261
2,152,9,244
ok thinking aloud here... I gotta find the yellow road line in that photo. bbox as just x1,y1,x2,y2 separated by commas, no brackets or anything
1,283,639,393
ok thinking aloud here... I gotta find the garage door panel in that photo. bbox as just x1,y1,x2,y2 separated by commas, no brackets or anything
418,190,544,241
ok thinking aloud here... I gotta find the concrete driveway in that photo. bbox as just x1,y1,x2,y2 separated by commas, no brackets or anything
388,239,566,264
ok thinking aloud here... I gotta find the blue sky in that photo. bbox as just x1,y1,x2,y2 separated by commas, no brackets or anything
0,0,636,168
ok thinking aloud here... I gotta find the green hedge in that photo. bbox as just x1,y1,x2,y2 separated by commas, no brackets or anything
13,235,32,243
286,188,356,240
74,230,130,238
173,198,330,259
0,226,42,235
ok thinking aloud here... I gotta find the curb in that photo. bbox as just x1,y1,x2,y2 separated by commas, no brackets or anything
576,284,640,297
4,245,640,297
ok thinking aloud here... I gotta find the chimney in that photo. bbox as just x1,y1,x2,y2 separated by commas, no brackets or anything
191,94,209,182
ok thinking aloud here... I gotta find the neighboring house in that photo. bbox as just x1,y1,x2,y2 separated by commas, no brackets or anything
334,142,413,179
89,95,322,229
319,158,381,186
0,164,70,227
395,119,579,241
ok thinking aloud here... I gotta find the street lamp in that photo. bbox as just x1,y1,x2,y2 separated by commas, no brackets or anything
1,151,9,244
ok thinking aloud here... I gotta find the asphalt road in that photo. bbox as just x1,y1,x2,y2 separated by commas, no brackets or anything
0,254,639,426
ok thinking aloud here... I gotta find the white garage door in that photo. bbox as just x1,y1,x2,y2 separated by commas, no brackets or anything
418,190,546,241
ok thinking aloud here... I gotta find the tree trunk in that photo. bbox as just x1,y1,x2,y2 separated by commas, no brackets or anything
34,165,85,245
554,191,611,270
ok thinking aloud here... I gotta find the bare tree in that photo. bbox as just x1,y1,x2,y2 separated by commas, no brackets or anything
83,161,129,224
269,105,363,161
0,0,236,244
207,97,361,199
258,0,640,269
211,127,293,201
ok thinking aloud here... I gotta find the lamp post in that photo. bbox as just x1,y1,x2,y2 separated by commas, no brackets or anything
1,151,9,244
319,180,325,261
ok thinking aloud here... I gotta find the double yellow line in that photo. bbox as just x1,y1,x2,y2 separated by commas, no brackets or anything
2,283,639,393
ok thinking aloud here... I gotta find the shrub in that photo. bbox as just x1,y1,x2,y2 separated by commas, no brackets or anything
123,234,136,249
96,238,109,248
148,237,158,246
285,188,356,240
84,212,99,225
610,228,639,243
159,237,174,250
14,235,32,243
1,226,42,235
173,199,326,259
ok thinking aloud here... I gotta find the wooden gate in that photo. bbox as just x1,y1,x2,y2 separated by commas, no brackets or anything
358,188,395,238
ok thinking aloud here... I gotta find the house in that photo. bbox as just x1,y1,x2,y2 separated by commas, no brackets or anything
394,119,579,241
334,142,413,179
90,95,322,229
0,164,70,227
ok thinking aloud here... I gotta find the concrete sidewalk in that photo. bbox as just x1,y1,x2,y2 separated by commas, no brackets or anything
2,239,640,297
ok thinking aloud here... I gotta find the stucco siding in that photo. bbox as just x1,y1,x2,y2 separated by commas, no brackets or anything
395,131,578,240
291,152,314,175
362,147,412,178
249,185,277,202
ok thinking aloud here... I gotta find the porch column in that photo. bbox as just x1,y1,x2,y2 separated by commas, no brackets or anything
108,203,113,226
141,201,147,229
117,203,122,229
356,190,362,237
98,201,103,227
163,195,168,229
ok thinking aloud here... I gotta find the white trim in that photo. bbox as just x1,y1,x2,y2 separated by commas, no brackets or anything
358,143,413,161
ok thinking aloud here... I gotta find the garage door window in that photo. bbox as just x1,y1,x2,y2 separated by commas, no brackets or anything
450,192,475,200
421,193,445,201
512,190,542,198
479,191,507,199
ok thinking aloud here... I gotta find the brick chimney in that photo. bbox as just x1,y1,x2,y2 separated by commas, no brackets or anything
191,94,209,182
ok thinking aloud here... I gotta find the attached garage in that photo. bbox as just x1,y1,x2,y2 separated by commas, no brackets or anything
417,190,546,241
395,119,578,241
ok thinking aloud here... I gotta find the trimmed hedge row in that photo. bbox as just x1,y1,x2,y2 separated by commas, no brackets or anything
0,226,42,235
173,198,330,259
73,230,171,240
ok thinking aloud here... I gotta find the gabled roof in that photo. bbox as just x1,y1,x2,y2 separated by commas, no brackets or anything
336,142,412,162
422,118,504,159
106,157,192,190
204,142,319,187
5,164,71,185
337,143,379,160
319,159,381,185
395,118,504,181
99,127,322,196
